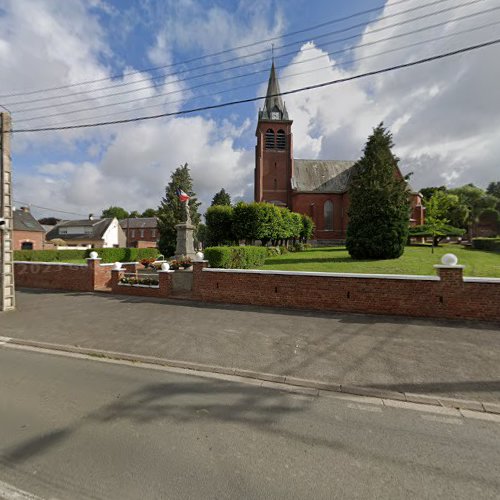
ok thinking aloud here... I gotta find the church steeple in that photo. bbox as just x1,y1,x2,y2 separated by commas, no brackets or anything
259,62,289,121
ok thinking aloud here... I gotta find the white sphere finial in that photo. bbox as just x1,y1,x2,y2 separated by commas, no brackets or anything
89,251,98,259
195,251,204,261
161,262,170,271
441,253,458,266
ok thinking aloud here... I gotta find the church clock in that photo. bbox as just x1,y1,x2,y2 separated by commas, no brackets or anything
271,111,280,120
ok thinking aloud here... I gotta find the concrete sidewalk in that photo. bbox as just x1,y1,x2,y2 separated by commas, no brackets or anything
2,289,500,404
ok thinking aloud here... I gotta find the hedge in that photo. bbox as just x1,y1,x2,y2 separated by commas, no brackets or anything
472,238,500,252
14,247,160,263
204,246,268,269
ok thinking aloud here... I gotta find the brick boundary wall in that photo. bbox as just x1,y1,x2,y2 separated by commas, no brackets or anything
14,258,139,293
13,258,500,322
192,261,500,322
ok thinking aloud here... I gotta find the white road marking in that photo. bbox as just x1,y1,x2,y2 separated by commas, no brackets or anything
421,415,463,425
0,479,46,500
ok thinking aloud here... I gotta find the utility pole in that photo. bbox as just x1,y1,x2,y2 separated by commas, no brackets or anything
0,112,15,311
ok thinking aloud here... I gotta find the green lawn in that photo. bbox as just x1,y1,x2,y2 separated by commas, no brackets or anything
260,245,500,278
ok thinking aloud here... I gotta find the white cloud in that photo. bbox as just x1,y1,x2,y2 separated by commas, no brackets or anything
276,0,500,189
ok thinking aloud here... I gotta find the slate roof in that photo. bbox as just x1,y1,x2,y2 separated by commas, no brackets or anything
46,218,114,241
292,159,357,193
13,210,45,232
119,217,158,229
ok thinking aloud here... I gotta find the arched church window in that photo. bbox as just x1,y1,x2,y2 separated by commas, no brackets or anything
274,178,277,190
265,129,275,149
276,129,286,150
324,200,333,231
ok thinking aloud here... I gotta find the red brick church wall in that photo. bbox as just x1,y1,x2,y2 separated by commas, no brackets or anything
292,193,349,240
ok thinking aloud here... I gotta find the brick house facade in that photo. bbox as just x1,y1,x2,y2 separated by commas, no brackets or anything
12,207,46,250
120,217,159,248
254,63,425,242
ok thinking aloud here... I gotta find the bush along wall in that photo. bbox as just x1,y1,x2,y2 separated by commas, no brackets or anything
204,246,268,269
472,237,500,252
14,247,160,263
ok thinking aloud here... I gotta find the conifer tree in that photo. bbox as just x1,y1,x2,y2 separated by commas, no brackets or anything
346,124,410,260
157,163,201,257
211,188,231,206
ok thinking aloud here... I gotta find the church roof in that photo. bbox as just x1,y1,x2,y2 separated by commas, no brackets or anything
292,159,357,193
259,63,289,121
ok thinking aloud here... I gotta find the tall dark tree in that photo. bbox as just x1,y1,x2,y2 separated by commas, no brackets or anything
486,181,500,199
129,210,141,218
211,188,231,206
101,206,129,220
346,123,410,260
157,163,201,257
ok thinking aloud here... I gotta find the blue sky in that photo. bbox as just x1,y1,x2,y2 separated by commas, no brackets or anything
1,0,499,218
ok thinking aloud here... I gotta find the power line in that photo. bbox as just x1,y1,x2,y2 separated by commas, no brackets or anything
4,0,453,108
15,5,500,124
37,18,500,130
13,201,87,217
0,0,415,99
9,37,500,134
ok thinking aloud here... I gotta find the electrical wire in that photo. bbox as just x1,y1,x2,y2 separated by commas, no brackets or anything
15,6,500,124
8,37,500,134
3,0,454,107
36,18,500,129
0,0,416,98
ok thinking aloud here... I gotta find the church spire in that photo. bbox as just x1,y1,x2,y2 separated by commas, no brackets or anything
260,62,289,121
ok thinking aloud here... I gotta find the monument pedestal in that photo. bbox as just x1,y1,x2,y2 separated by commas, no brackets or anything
175,222,196,260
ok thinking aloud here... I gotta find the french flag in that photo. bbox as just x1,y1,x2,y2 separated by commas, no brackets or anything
176,188,190,202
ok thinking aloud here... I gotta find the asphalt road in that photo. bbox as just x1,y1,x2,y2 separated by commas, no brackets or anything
0,348,499,500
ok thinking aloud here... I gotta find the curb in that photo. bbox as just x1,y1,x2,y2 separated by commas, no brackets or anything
3,337,500,416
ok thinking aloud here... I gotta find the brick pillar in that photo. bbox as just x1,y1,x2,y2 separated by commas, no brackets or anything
86,257,102,291
110,268,122,292
158,270,174,297
192,260,209,298
434,265,464,286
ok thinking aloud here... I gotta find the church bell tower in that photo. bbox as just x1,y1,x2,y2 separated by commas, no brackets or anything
254,62,293,207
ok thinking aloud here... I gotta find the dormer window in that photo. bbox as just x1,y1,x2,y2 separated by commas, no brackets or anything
276,129,286,150
265,129,275,149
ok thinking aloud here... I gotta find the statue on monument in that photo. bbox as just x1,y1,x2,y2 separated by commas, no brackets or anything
175,188,195,259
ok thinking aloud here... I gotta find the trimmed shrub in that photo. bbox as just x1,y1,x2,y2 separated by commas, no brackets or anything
205,246,268,269
14,249,87,262
14,248,160,263
472,238,500,252
205,205,235,246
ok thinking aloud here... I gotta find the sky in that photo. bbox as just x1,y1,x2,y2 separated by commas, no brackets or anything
1,0,499,220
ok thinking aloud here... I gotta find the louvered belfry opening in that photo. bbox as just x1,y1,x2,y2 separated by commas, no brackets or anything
265,129,275,149
276,129,286,150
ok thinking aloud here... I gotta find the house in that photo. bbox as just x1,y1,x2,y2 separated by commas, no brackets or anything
120,217,159,248
12,207,46,250
46,216,126,248
254,63,425,243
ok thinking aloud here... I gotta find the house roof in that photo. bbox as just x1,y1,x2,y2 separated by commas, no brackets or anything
13,210,45,232
292,159,357,193
46,218,114,241
119,217,158,229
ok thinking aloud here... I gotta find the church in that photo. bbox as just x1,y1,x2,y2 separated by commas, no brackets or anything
254,63,425,243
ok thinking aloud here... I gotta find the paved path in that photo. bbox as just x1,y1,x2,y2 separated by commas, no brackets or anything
2,289,500,403
1,348,499,500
